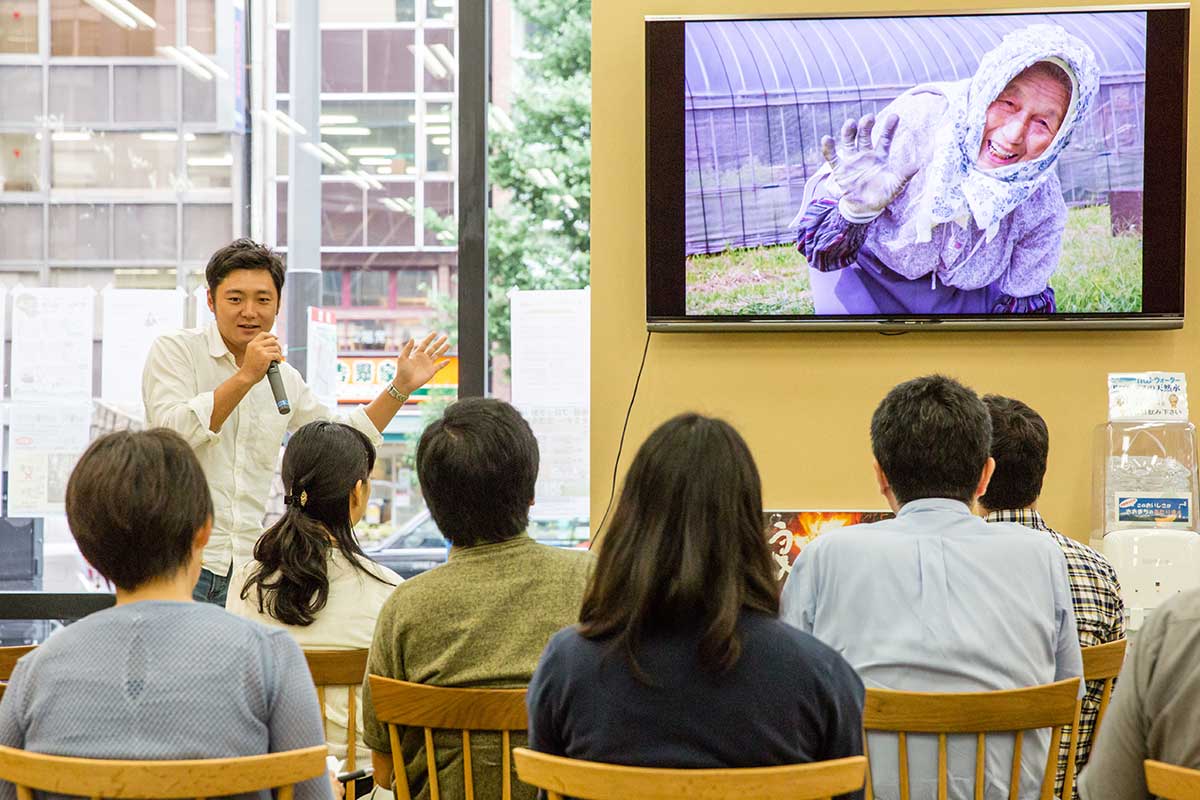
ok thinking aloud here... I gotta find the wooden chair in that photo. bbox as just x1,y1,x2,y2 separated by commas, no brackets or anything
1057,638,1128,799
512,748,867,800
862,677,1082,800
1145,760,1200,799
1080,639,1126,736
0,742,327,800
304,648,369,796
368,675,528,800
0,644,35,703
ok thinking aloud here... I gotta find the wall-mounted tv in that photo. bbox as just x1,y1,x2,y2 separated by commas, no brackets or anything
645,7,1188,330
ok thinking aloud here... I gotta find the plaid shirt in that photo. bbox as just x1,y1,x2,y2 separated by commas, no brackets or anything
986,509,1125,799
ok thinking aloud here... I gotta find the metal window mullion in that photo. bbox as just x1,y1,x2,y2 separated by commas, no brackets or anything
455,0,487,397
38,0,50,286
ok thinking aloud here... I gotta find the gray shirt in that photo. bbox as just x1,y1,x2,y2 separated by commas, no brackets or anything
0,600,330,800
1079,588,1200,799
781,498,1082,800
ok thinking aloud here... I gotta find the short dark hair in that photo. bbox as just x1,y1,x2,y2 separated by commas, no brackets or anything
579,414,779,679
205,238,285,296
66,429,213,591
416,398,538,547
870,375,992,506
979,395,1049,511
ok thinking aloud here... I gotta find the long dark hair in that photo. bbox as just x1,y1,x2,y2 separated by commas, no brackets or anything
241,421,391,626
578,413,778,678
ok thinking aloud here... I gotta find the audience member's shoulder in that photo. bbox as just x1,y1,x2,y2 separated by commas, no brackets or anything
1149,586,1200,627
803,517,894,553
348,552,403,587
750,612,862,686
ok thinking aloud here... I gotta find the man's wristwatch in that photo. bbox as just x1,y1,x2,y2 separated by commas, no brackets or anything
387,383,410,403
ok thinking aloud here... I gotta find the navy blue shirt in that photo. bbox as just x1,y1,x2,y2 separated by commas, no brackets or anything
527,610,865,797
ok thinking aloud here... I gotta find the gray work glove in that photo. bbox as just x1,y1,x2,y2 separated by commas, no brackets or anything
821,113,917,224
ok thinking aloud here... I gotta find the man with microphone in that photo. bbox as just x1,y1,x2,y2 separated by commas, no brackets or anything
142,239,450,605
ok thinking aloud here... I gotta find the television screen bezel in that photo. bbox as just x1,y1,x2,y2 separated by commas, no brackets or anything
644,5,1189,332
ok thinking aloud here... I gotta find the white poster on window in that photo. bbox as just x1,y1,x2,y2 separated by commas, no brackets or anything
101,289,186,412
307,307,339,409
510,289,590,519
194,284,215,327
7,402,92,517
11,288,94,402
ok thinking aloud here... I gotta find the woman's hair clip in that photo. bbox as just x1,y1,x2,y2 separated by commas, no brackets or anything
284,490,308,508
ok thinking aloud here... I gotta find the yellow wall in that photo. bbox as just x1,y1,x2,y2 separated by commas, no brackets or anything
591,0,1198,541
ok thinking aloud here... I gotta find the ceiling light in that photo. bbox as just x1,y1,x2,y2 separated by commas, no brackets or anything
158,46,214,81
181,46,230,81
272,109,308,136
430,43,457,74
355,169,384,190
319,114,359,125
300,142,336,166
358,157,393,166
346,147,396,157
431,136,451,146
82,0,136,29
318,142,351,165
408,44,448,79
320,126,371,136
139,132,196,142
107,0,156,27
52,131,93,142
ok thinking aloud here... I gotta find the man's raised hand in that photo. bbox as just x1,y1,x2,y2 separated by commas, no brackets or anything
392,332,452,395
238,332,282,382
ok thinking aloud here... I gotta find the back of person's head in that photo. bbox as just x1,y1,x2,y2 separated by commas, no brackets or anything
242,421,384,626
579,413,778,679
979,394,1049,512
66,429,212,592
416,398,538,547
871,375,992,506
205,238,285,296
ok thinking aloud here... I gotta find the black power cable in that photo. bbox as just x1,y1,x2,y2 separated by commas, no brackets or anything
593,331,652,543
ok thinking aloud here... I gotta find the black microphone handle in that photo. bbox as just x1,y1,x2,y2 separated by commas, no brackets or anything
266,361,291,415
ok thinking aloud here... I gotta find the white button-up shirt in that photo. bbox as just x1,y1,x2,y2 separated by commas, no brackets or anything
142,323,383,574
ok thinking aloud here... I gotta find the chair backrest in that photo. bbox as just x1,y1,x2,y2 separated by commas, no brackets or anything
0,644,35,703
862,677,1082,800
1054,638,1128,800
512,748,868,800
304,649,369,796
0,743,327,800
1145,759,1200,799
368,674,528,800
1080,639,1126,733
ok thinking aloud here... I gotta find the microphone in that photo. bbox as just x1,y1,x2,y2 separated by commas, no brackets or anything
266,362,291,415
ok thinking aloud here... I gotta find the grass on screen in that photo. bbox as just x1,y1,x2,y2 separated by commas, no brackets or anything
685,204,1143,316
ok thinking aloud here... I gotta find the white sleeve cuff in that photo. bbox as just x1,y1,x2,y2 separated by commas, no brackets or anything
186,391,222,444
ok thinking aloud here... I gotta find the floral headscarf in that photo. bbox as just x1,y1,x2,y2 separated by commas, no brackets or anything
911,24,1100,245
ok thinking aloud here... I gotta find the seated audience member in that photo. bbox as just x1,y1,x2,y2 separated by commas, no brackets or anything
781,375,1082,800
527,414,864,787
1077,587,1200,799
0,430,330,800
227,421,401,770
979,394,1125,798
363,399,591,800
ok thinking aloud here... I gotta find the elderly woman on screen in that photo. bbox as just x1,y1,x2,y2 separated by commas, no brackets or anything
794,24,1099,315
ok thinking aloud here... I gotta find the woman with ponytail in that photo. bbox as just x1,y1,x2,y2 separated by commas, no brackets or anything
227,420,401,770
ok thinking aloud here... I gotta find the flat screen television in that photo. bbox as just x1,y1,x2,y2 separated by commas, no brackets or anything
644,7,1188,330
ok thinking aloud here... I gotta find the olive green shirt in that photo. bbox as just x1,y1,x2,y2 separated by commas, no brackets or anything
363,534,592,800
